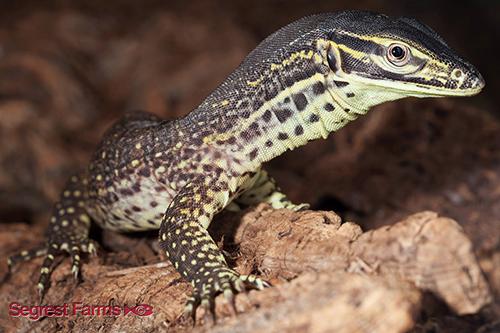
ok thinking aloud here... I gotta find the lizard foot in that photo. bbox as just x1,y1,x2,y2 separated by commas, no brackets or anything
183,267,270,324
8,238,98,303
286,202,310,211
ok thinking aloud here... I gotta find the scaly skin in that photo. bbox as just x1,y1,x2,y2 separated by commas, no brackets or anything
8,10,484,321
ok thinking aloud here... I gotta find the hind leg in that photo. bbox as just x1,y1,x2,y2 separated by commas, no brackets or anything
8,173,96,301
235,170,309,211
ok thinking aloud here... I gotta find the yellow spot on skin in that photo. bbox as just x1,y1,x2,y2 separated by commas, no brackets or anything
135,143,142,149
172,242,177,249
131,160,140,167
21,250,28,256
101,152,106,159
79,214,91,224
62,220,69,227
59,209,65,215
181,255,186,261
156,166,166,173
161,233,167,241
67,207,75,214
73,191,81,197
71,176,78,182
50,217,56,223
63,191,71,197
247,77,263,87
96,175,103,181
221,100,229,106
191,260,197,265
155,152,162,158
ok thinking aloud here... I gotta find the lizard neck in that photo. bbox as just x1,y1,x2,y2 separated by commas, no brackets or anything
184,64,373,172
228,72,370,169
243,73,368,165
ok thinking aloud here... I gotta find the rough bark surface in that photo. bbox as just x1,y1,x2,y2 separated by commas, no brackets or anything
0,208,493,332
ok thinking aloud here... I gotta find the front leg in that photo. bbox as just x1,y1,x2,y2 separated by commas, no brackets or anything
236,169,309,211
159,178,268,320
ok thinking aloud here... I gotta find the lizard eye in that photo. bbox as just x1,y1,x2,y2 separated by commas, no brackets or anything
387,43,411,66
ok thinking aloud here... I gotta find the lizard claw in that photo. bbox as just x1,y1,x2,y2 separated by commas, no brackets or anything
183,268,270,324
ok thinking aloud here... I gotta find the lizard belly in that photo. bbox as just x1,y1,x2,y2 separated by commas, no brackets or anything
89,175,177,232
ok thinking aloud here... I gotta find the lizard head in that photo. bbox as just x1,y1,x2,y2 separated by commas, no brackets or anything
315,11,485,109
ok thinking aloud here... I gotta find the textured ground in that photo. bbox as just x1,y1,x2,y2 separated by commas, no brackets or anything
0,2,499,332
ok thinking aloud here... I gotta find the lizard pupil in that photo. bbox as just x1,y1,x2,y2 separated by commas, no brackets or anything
391,46,405,59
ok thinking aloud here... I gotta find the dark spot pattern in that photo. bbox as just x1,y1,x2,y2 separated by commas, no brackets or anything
292,93,308,111
262,110,272,122
278,132,289,140
324,103,335,112
248,148,259,160
334,80,349,88
274,108,293,123
309,114,320,123
294,125,304,135
312,82,326,95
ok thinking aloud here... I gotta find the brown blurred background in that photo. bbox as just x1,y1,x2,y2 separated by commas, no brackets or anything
0,0,498,239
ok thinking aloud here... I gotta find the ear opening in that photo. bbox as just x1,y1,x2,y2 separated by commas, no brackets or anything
327,45,338,72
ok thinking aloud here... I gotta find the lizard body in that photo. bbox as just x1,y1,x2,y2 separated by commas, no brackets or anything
9,10,484,320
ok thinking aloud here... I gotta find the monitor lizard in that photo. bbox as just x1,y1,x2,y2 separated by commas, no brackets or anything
8,10,485,321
